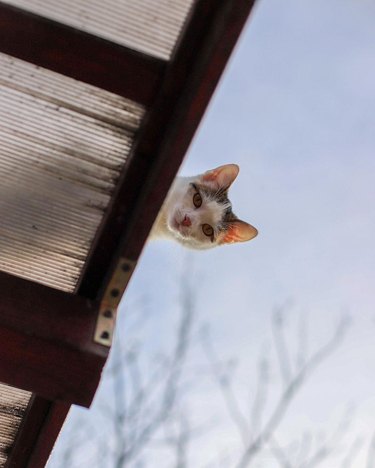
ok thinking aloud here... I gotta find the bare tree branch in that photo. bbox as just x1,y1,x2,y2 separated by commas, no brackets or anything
122,274,195,463
296,308,309,370
272,302,293,385
297,406,355,468
267,436,293,468
303,444,330,468
295,432,313,466
201,328,250,447
250,349,270,436
235,317,349,468
173,414,190,468
54,272,359,468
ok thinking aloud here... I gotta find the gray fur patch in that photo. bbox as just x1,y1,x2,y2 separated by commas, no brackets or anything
195,183,237,231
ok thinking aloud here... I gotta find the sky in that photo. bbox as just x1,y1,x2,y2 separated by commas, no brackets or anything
49,0,375,466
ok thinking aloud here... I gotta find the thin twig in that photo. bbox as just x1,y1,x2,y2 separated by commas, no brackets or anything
296,308,309,370
235,318,348,468
272,302,293,385
268,436,293,468
295,432,313,466
250,350,269,436
123,275,195,462
201,329,250,447
302,406,356,468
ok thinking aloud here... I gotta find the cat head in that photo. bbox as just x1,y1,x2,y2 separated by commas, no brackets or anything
165,164,258,250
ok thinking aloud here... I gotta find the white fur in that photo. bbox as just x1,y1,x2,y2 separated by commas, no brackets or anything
150,164,257,249
150,175,229,250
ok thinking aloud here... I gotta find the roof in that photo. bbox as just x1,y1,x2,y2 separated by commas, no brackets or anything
0,0,257,466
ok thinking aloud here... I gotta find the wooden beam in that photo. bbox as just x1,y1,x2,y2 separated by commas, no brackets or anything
0,2,165,106
0,271,105,407
78,0,257,299
5,397,70,468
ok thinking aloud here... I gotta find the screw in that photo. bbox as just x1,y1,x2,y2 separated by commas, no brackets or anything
100,331,110,340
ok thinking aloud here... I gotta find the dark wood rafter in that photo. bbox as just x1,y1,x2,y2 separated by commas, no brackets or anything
0,271,103,407
78,0,257,301
5,397,70,468
0,2,165,106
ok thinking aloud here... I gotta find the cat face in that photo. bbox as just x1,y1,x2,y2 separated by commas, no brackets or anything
165,164,257,250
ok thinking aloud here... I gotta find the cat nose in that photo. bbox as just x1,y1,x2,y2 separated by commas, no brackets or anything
181,215,191,227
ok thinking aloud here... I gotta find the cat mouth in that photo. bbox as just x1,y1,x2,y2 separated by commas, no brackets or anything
171,218,190,238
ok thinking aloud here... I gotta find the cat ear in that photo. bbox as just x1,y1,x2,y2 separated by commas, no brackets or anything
201,164,239,190
219,220,258,244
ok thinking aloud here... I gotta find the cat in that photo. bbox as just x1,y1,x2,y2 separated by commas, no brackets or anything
150,164,258,249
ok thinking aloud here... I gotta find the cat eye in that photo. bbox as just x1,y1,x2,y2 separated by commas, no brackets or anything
193,192,202,208
202,223,214,240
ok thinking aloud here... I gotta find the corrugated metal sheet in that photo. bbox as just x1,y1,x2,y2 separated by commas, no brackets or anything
0,53,144,292
3,0,194,60
0,384,31,466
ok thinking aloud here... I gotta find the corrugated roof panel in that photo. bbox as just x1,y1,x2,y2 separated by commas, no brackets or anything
3,0,194,60
0,384,31,466
0,53,144,292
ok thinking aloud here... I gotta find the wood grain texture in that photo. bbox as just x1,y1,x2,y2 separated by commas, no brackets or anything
0,2,165,106
5,397,70,468
0,271,105,407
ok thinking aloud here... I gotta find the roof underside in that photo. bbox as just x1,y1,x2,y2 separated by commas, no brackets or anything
5,0,193,59
0,0,256,466
0,53,144,291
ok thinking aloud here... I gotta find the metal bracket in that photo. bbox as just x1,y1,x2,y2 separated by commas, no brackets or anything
94,257,136,347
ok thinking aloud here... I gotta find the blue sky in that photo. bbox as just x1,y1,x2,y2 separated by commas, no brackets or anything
49,0,375,466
